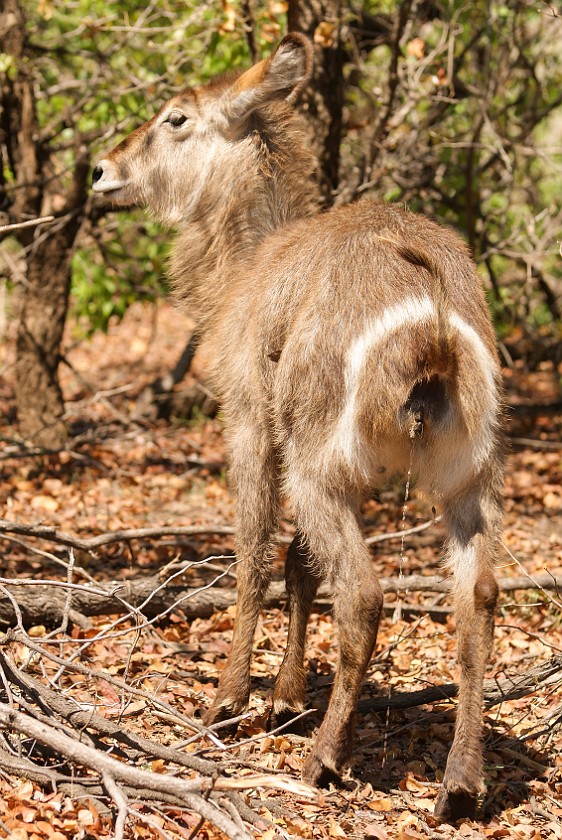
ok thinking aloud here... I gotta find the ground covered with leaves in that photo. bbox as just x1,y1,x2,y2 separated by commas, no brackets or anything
0,302,561,840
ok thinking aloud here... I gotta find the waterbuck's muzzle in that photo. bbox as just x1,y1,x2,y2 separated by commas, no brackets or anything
91,159,128,195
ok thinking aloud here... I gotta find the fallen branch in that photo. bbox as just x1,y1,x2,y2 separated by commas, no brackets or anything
0,704,245,839
0,515,440,551
0,748,110,814
358,654,562,713
509,436,562,451
0,517,235,551
0,215,55,235
0,650,290,837
0,747,280,830
0,570,560,628
0,654,218,776
0,702,314,839
365,515,441,544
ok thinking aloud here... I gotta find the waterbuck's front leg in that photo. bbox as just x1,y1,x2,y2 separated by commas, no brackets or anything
270,533,321,728
434,485,500,822
203,421,279,725
303,550,383,786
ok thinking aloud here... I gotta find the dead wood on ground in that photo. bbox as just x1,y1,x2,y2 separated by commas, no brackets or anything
0,645,314,840
358,654,562,713
0,560,560,629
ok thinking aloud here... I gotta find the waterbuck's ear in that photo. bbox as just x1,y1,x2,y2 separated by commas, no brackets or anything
226,33,312,122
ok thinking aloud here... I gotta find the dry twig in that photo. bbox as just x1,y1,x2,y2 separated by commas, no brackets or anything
0,215,55,235
358,655,562,713
1,566,560,628
0,644,315,839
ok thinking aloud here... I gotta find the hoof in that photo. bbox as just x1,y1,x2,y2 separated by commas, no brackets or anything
434,787,478,822
202,699,246,729
302,752,343,789
268,704,307,734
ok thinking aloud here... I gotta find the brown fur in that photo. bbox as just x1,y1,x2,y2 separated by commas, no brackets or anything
93,34,505,822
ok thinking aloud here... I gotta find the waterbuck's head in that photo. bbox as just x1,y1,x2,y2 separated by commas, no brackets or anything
92,34,313,228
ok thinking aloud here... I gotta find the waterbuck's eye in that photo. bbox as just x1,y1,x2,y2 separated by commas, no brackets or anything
165,111,188,128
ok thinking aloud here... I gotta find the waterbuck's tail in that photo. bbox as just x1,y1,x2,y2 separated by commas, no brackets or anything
374,235,459,436
376,235,456,376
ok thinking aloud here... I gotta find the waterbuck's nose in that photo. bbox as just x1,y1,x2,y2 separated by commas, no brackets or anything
91,159,127,195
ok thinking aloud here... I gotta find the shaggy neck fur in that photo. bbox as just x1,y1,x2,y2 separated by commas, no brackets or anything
167,103,319,329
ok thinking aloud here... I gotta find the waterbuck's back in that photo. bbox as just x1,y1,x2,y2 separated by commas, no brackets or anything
210,199,500,495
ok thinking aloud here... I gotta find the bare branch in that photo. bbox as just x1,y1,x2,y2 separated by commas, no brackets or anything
365,515,441,544
0,215,55,235
0,517,234,550
102,773,128,840
0,564,560,629
0,703,314,839
358,654,562,714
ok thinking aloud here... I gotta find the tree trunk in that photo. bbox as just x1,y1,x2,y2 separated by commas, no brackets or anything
1,0,89,447
15,215,84,447
288,0,345,205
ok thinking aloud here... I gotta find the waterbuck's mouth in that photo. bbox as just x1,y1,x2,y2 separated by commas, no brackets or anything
91,180,134,208
91,161,130,200
92,180,128,194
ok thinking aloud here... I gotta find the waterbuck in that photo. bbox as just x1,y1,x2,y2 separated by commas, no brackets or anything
92,33,505,821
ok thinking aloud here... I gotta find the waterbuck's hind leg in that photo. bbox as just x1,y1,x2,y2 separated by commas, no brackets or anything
203,420,279,725
269,533,321,731
434,481,501,822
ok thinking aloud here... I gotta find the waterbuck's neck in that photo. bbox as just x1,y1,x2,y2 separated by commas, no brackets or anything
167,103,319,328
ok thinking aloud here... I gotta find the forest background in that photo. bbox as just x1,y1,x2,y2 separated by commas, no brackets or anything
0,1,561,839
